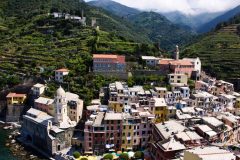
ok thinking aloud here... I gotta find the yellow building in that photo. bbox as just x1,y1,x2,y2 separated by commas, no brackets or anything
109,101,123,112
121,115,134,151
6,93,26,105
168,73,188,85
235,98,240,108
6,93,26,122
149,98,168,123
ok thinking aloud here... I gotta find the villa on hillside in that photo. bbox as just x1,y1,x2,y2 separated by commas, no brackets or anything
93,54,127,79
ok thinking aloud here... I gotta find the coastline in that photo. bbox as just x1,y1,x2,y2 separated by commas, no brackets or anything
0,123,47,160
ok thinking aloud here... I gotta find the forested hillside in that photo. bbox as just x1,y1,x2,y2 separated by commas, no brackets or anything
89,0,196,50
0,0,159,104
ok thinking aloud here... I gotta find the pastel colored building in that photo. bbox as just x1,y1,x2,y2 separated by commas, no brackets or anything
34,97,54,116
122,114,134,151
31,83,46,96
168,73,188,85
104,113,123,152
183,57,201,79
154,87,167,98
6,93,26,122
149,98,168,123
66,92,83,123
84,112,106,155
93,54,126,72
180,86,190,99
159,59,194,78
6,93,26,105
55,68,69,83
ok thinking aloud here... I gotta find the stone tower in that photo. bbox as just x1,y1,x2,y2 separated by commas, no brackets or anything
54,86,68,124
175,45,179,60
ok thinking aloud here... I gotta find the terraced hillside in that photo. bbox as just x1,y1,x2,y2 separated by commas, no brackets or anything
0,0,161,104
182,15,240,82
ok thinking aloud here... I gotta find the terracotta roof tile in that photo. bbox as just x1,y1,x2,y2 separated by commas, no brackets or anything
56,68,69,72
93,54,118,59
6,93,26,98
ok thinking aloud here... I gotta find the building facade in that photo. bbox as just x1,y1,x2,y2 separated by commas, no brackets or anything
93,54,126,73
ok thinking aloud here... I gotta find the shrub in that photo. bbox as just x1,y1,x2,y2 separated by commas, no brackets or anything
80,158,88,160
119,153,129,160
103,154,113,160
134,151,144,159
73,151,80,158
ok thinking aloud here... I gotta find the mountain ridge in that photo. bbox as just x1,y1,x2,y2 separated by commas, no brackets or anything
197,5,240,33
88,0,196,50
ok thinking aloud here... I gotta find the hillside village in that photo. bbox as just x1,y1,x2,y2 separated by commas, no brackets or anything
3,44,240,160
0,0,240,160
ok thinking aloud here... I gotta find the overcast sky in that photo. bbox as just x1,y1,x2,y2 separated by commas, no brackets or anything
86,0,240,15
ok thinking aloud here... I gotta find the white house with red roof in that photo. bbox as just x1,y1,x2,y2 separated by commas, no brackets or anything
55,68,69,83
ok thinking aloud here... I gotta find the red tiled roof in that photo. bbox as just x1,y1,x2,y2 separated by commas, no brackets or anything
159,59,173,65
159,59,193,66
93,54,118,59
170,60,193,66
6,93,26,98
56,68,69,72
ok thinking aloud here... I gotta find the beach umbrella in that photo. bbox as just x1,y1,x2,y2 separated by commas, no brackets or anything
117,151,122,155
128,151,134,158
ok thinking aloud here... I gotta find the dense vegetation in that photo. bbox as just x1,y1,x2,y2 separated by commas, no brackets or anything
128,12,196,50
0,0,161,104
183,15,240,82
89,0,196,50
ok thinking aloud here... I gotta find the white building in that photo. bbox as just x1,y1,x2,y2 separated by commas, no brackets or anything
141,56,160,67
55,68,69,83
183,57,201,74
180,87,190,99
31,83,46,96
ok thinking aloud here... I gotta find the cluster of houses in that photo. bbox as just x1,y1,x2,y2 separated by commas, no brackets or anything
142,45,201,80
80,79,240,159
4,50,240,160
51,12,86,25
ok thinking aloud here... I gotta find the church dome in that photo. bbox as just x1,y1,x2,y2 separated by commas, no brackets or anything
56,86,66,97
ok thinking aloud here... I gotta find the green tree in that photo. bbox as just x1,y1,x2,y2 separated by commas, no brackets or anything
119,153,129,160
134,151,144,159
73,151,80,158
103,154,113,160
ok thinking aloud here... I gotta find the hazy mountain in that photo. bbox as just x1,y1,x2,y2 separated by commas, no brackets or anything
163,11,223,31
128,12,196,50
88,0,140,17
197,5,240,33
